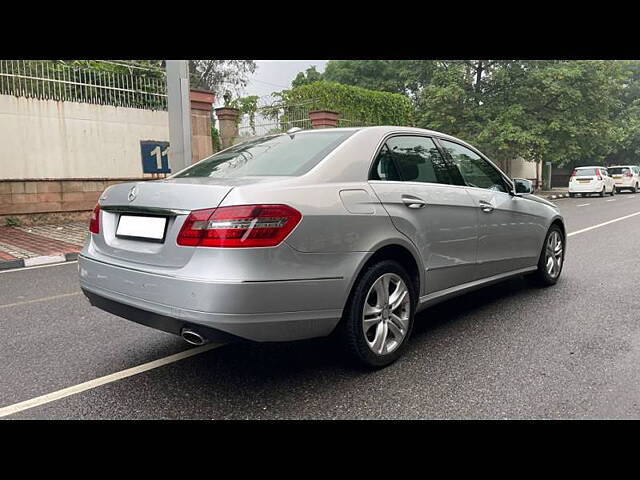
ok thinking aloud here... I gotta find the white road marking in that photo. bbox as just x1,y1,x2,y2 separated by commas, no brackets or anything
576,203,591,207
606,199,616,202
0,260,77,274
568,210,640,237
0,292,81,309
0,343,221,418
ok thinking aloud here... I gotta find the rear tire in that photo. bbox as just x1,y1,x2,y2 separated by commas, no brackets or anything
610,186,615,196
600,187,605,197
529,225,564,287
337,260,416,369
634,183,639,194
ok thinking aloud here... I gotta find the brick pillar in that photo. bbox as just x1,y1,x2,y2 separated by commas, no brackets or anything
190,88,215,164
309,110,340,129
215,107,241,149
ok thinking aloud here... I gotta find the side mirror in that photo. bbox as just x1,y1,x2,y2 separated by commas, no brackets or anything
513,178,533,195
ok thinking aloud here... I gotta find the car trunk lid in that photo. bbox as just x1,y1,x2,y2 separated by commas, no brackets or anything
92,178,236,268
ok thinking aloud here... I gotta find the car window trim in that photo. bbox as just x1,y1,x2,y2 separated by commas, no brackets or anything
434,136,514,193
367,132,462,186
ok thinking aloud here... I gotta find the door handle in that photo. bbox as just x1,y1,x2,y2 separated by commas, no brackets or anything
402,196,427,209
479,200,494,213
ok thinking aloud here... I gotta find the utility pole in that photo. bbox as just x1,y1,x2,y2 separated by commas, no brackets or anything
166,60,192,173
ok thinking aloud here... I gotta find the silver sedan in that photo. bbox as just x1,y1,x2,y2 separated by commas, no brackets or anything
79,126,566,368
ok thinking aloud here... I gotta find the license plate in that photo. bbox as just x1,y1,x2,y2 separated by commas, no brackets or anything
116,215,167,242
578,179,590,183
613,175,622,179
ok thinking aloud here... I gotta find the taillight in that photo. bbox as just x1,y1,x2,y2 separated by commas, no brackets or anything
89,204,100,234
626,171,633,177
596,168,602,180
177,204,302,248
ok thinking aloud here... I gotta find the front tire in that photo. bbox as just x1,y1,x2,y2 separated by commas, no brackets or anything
337,260,416,369
530,225,565,286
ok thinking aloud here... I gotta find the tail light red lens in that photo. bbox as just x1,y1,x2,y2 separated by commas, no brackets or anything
626,171,633,177
89,204,100,234
177,204,302,248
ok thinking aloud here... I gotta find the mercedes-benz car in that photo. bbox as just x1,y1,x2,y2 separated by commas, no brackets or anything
79,126,566,368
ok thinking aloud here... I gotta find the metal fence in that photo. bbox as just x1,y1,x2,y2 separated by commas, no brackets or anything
236,96,374,141
0,60,167,110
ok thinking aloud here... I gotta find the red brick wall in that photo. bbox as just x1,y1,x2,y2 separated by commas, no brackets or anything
0,178,150,216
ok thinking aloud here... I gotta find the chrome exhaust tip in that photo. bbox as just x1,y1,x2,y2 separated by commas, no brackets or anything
181,328,207,346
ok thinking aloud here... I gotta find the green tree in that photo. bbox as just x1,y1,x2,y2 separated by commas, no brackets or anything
291,65,323,88
417,60,628,167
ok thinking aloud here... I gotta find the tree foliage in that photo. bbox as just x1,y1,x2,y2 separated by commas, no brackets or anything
293,60,640,167
274,81,414,127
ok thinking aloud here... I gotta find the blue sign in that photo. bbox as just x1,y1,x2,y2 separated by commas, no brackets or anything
141,141,171,174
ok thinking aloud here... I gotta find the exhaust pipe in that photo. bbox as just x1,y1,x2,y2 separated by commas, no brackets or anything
181,328,208,346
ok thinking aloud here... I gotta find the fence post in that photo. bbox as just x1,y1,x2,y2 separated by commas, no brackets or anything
309,110,340,129
215,107,241,149
189,88,215,164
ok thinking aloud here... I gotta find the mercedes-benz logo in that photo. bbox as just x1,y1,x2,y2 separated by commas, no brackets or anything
128,186,138,202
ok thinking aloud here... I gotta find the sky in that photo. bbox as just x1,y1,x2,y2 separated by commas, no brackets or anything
242,60,328,99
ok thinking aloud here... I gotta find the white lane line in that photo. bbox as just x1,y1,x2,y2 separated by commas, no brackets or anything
606,199,616,202
0,292,81,309
576,203,591,207
0,343,221,418
0,260,77,274
568,210,640,237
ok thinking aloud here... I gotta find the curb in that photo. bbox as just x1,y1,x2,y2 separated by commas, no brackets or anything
0,252,78,271
542,193,570,200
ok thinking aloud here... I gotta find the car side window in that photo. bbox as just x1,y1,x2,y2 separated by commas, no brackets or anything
440,139,508,193
370,136,455,185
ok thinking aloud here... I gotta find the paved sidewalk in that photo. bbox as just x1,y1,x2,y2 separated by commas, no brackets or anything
0,222,86,270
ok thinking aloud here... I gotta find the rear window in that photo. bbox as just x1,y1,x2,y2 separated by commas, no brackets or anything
609,167,631,175
576,168,598,176
173,130,355,178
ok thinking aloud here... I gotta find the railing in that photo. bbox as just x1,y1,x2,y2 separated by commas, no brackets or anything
236,96,374,140
0,60,167,110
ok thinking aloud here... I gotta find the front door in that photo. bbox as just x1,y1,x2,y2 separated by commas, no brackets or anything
438,139,543,279
369,135,478,295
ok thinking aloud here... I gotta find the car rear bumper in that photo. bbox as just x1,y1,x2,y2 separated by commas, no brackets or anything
613,179,635,187
78,254,348,342
568,182,604,193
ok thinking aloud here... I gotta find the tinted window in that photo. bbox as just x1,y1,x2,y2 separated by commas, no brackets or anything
440,140,508,192
370,136,455,185
174,130,354,178
609,167,630,175
575,168,598,176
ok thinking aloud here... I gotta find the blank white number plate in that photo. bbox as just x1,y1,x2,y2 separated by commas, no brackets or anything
116,215,166,241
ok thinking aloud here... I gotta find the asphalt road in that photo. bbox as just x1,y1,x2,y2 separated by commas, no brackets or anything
2,192,640,419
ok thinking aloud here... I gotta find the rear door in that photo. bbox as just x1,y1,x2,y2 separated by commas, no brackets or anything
438,138,544,279
368,135,478,295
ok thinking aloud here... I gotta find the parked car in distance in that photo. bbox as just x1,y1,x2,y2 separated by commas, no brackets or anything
608,165,640,193
568,166,615,197
79,126,566,368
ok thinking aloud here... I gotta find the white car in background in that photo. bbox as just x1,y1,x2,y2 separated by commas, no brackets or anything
608,165,640,193
568,166,615,197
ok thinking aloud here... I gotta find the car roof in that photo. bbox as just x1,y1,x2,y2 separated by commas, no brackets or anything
608,165,637,168
296,125,477,150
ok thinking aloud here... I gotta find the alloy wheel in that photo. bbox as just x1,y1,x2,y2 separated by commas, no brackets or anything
545,231,564,279
362,273,411,355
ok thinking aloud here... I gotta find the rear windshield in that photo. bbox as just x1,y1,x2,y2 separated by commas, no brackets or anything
173,130,355,178
609,167,630,175
576,168,598,176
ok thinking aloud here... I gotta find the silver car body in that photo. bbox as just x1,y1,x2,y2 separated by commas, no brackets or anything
79,126,564,342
